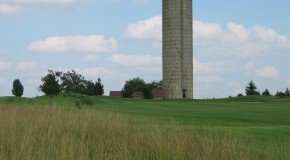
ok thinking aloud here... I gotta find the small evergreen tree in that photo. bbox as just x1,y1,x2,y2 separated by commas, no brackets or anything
245,80,260,96
94,78,104,95
12,79,24,97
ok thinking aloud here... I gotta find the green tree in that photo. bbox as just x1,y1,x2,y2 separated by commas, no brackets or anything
262,89,271,96
84,80,95,96
38,70,61,96
275,91,286,97
121,77,146,98
285,88,290,96
60,70,86,94
237,93,243,97
143,83,154,99
245,80,260,96
12,79,24,97
122,83,134,98
94,78,104,95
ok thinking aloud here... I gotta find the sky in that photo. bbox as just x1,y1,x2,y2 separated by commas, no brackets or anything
1,0,290,99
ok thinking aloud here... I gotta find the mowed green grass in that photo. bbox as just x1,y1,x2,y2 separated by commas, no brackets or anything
0,95,290,159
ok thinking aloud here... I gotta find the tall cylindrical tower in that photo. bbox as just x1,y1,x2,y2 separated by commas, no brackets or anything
163,0,193,99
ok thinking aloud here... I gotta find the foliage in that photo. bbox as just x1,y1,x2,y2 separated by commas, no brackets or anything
94,78,104,96
245,80,260,96
59,70,86,94
39,70,104,96
275,88,290,97
237,93,243,97
121,83,134,98
122,77,146,98
121,78,159,99
12,79,24,97
286,88,290,96
151,80,163,88
275,91,286,97
143,83,154,99
38,70,61,96
262,89,271,96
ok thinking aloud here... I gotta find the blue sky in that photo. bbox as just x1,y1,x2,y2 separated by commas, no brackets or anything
1,0,290,98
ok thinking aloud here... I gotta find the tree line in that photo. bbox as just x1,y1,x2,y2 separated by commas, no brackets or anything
239,80,290,97
11,74,289,99
11,70,104,97
38,70,104,96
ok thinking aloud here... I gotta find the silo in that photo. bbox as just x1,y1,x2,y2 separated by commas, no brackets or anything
162,0,193,99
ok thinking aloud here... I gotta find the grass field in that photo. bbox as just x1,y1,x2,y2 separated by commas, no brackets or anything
0,95,289,159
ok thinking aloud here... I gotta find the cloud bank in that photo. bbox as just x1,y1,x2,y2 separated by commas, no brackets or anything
27,35,117,53
123,16,290,56
0,0,82,15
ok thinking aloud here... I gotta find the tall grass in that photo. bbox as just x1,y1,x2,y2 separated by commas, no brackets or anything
0,105,289,159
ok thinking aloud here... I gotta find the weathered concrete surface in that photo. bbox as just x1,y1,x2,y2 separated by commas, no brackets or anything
163,0,193,99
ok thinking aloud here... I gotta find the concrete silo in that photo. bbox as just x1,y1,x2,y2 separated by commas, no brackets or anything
162,0,193,99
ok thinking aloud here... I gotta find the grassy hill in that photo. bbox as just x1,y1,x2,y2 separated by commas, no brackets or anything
0,95,289,159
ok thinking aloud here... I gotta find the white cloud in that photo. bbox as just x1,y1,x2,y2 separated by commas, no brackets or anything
0,4,22,15
109,54,161,67
123,16,162,47
194,59,234,74
82,54,99,62
16,61,39,71
255,66,279,78
0,61,11,70
194,21,290,56
82,67,128,79
0,0,82,15
245,62,279,78
27,35,117,53
123,16,290,55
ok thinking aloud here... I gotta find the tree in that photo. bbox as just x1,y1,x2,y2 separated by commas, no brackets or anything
122,83,134,98
84,80,95,96
262,89,271,96
275,91,286,97
245,80,260,96
237,93,243,97
12,79,24,97
143,83,154,99
60,70,86,94
285,88,290,96
121,77,146,98
38,70,61,96
94,78,104,95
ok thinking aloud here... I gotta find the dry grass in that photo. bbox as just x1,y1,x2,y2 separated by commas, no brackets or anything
0,105,288,159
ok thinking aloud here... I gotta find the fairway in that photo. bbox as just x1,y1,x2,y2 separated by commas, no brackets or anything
0,95,290,159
